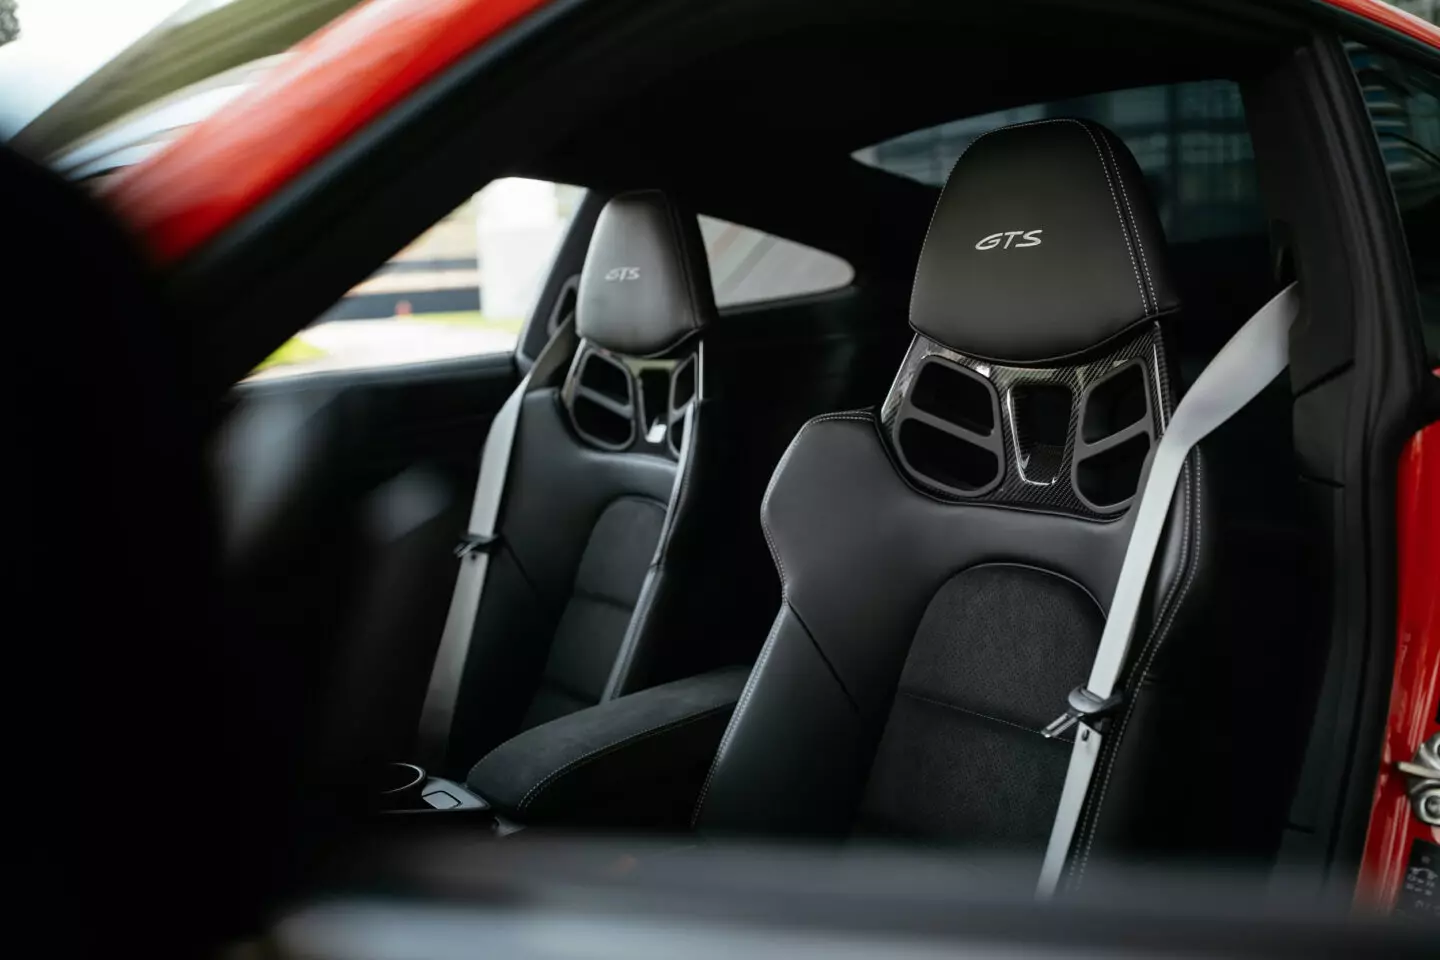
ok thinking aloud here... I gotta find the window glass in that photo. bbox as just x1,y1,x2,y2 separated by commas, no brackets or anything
1349,41,1440,364
249,178,584,380
852,80,1264,245
2,0,365,150
698,215,854,307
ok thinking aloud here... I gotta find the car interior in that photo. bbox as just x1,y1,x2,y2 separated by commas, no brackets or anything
17,0,1440,953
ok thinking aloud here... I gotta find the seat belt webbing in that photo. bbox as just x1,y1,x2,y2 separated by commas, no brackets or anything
416,316,577,770
1037,282,1300,897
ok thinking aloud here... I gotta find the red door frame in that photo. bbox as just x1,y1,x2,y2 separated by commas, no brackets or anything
100,0,1440,909
1357,418,1440,912
1326,0,1440,47
107,0,554,263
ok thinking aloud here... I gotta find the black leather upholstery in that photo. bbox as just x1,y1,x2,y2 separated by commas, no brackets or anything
577,191,717,357
446,191,722,776
467,666,746,828
695,121,1232,883
910,118,1179,364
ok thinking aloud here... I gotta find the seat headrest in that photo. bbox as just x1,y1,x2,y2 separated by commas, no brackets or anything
909,118,1180,364
577,190,717,357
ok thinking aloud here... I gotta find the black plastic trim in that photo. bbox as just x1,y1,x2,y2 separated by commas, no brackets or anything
1244,29,1434,886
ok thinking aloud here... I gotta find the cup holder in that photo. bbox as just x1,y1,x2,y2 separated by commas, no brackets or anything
372,761,427,810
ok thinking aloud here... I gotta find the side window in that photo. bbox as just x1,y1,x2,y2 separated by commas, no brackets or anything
852,79,1264,245
250,178,584,379
1348,41,1440,364
698,215,854,307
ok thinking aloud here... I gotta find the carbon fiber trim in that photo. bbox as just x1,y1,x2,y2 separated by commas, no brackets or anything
880,324,1173,520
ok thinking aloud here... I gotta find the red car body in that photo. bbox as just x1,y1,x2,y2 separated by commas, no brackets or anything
103,0,1440,913
1361,419,1440,911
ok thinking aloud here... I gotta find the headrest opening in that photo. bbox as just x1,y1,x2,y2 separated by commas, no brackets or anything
562,342,698,460
880,326,1171,519
908,118,1179,365
568,348,637,451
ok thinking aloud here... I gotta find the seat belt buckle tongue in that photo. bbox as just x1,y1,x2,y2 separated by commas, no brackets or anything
1042,686,1125,739
454,533,501,559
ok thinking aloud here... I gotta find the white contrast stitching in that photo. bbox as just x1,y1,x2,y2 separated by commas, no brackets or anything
1071,456,1204,888
1064,458,1195,887
1070,462,1196,886
759,411,874,592
696,410,874,827
901,690,1075,743
1096,130,1155,313
1065,120,1149,317
691,609,787,825
901,118,1078,320
517,704,732,812
700,409,871,823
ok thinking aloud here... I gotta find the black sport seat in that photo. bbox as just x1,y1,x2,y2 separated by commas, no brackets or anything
694,120,1221,880
444,191,719,772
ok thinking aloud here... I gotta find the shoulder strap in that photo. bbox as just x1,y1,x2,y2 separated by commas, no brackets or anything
1037,283,1300,896
416,315,578,770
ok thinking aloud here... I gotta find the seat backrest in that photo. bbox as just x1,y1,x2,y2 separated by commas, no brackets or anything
694,120,1218,875
446,191,718,771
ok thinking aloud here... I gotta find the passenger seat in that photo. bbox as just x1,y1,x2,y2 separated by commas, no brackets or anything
693,119,1249,886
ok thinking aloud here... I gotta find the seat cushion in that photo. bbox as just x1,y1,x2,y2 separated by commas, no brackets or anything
858,564,1102,855
523,495,667,727
445,390,676,774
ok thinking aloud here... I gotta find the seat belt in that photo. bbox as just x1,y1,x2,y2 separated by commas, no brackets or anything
416,315,578,770
1036,282,1300,897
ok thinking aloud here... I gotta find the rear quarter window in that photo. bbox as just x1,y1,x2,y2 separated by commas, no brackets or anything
699,215,854,307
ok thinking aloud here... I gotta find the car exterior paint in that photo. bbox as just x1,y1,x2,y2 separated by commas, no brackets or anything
1358,418,1440,912
106,0,554,262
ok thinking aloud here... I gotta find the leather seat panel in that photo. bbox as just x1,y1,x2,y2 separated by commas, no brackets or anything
909,119,1179,364
764,416,1139,720
695,606,871,837
503,390,675,604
